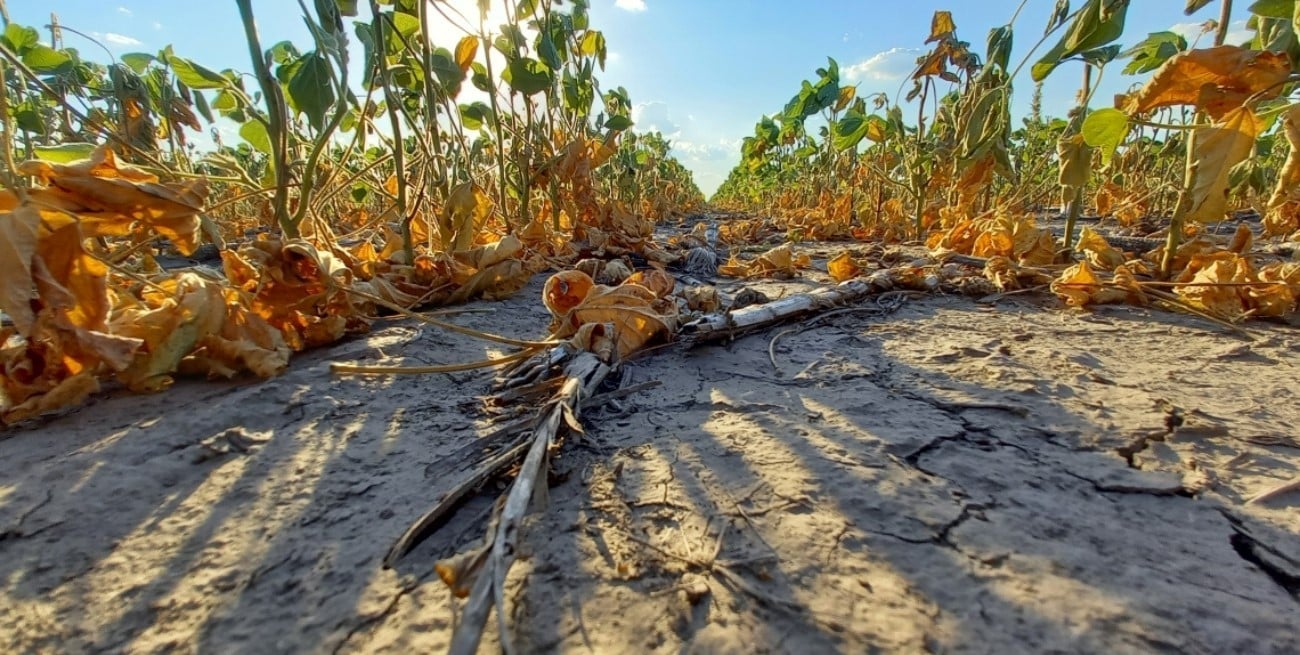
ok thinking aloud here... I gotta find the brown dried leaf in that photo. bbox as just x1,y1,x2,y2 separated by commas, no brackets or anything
0,205,42,335
1076,226,1125,270
1,371,99,425
1187,107,1261,224
827,251,862,282
1118,46,1291,120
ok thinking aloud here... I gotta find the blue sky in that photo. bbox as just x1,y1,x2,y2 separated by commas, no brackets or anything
10,1,1246,195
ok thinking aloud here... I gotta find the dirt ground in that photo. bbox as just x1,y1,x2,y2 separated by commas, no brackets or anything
2,254,1299,654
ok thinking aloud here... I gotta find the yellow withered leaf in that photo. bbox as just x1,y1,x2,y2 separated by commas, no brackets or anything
181,288,291,380
624,268,675,299
113,273,227,391
2,371,99,425
0,205,42,335
543,270,595,317
34,219,110,334
453,235,523,270
1052,262,1101,307
827,251,862,282
1176,257,1249,320
1256,262,1300,317
927,10,956,43
440,182,492,253
1227,222,1253,254
1076,226,1125,271
447,258,528,303
1187,107,1261,224
1051,261,1130,307
1118,46,1291,120
455,36,478,73
543,270,675,359
1265,104,1300,237
18,146,209,254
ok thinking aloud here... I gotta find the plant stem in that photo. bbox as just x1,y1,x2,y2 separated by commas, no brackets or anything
369,1,412,261
0,61,29,200
1161,136,1199,279
480,25,513,233
289,0,351,233
235,0,294,237
1215,0,1233,46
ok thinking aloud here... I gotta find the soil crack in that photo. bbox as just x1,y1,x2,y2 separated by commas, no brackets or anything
0,489,54,541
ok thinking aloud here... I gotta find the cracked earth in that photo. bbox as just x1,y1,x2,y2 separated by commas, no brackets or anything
1,269,1298,654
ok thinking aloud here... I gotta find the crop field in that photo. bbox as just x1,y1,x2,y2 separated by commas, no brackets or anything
1,1,1299,653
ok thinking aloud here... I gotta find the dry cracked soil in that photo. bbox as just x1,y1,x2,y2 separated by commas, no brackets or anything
2,264,1299,655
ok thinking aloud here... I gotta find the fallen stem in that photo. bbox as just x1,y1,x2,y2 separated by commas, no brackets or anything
331,347,538,375
341,285,560,349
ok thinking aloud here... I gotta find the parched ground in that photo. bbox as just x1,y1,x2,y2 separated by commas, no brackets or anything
2,260,1299,654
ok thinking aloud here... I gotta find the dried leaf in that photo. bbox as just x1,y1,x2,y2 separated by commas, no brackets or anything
1187,106,1261,223
543,270,675,359
1118,46,1291,120
624,268,675,298
1076,226,1125,270
0,205,42,335
827,251,862,282
2,371,99,425
440,182,492,252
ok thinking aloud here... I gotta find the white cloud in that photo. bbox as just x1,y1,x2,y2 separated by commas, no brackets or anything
607,51,623,64
673,139,736,161
632,101,679,135
104,33,142,46
117,7,132,16
615,0,647,12
152,21,163,30
844,47,920,82
1168,19,1250,46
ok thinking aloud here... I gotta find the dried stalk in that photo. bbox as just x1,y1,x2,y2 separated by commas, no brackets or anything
681,275,896,344
447,352,611,655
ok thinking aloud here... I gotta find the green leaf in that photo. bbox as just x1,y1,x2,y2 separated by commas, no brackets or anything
503,57,553,96
470,62,492,93
120,52,155,74
212,90,239,112
1078,44,1121,67
460,102,493,130
284,50,336,131
580,30,607,69
562,69,594,113
22,45,72,74
1185,0,1215,14
391,12,421,40
538,31,562,71
33,142,97,163
986,25,1014,72
1032,0,1130,82
336,0,359,17
350,184,370,203
1081,107,1129,166
605,115,633,130
240,119,273,155
430,47,465,97
15,107,46,134
1119,31,1187,75
832,110,871,151
1044,0,1071,36
1248,0,1295,19
2,24,39,53
167,56,229,89
268,41,302,65
193,89,214,123
516,0,540,20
